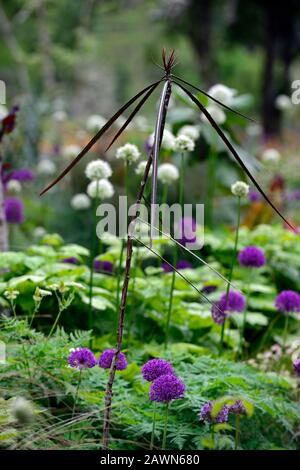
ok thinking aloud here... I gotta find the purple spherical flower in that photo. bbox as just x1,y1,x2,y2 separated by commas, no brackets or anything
248,190,261,202
177,217,197,247
199,401,229,424
149,373,185,402
94,259,113,274
176,260,193,270
67,347,97,370
4,197,24,224
10,168,34,182
238,246,266,268
98,349,127,371
229,399,246,415
211,291,246,325
275,290,300,313
141,359,174,382
201,284,217,295
293,358,300,377
161,262,173,273
62,257,79,264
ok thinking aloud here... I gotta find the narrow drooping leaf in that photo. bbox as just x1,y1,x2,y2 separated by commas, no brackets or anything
175,81,295,231
40,80,162,195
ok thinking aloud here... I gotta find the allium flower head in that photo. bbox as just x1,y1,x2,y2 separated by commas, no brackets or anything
87,179,114,199
230,399,247,415
148,129,175,151
174,134,195,153
157,163,179,185
62,145,81,161
231,181,250,198
86,114,106,132
238,246,266,268
10,168,34,182
116,143,140,164
67,347,97,370
94,259,113,274
62,257,79,265
261,148,281,164
135,160,152,177
176,260,193,270
275,290,300,313
293,358,300,377
275,95,292,111
212,291,246,325
4,197,24,224
199,401,229,424
201,105,226,125
149,373,185,402
71,193,91,210
6,179,22,194
98,349,127,370
141,359,174,382
85,159,112,180
37,159,56,176
248,189,261,202
178,125,200,141
207,84,237,105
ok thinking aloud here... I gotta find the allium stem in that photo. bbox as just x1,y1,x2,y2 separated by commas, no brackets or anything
88,194,99,332
239,268,254,358
72,369,82,418
162,401,170,450
206,147,217,228
150,401,157,450
283,314,289,351
220,196,241,353
235,414,241,450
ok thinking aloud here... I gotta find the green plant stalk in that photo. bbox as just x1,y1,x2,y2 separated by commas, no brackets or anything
162,401,170,450
126,247,140,348
150,401,157,450
220,196,241,352
72,369,82,418
235,414,241,450
48,307,63,337
211,425,215,448
29,303,40,328
116,163,129,318
10,300,16,318
258,312,280,353
239,269,254,358
88,193,100,332
282,314,289,351
206,147,217,228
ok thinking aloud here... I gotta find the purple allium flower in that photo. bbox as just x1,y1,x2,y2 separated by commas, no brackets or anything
62,257,79,264
176,260,193,270
211,290,246,325
149,373,185,402
229,399,246,415
94,259,113,274
238,246,266,268
67,347,97,370
199,401,229,424
201,284,217,295
177,217,197,246
293,358,300,377
248,190,261,202
141,359,174,382
98,349,127,371
161,262,173,273
10,168,34,182
275,290,300,313
4,197,24,224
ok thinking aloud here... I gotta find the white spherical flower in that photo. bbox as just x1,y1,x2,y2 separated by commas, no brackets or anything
201,105,226,125
231,181,250,198
11,397,34,424
261,148,281,164
34,226,47,238
116,143,140,164
178,125,200,141
6,179,22,194
71,193,91,210
275,94,292,111
62,145,81,161
52,110,67,122
87,179,114,199
86,114,106,133
37,159,56,176
148,129,176,151
135,160,152,176
174,134,195,153
207,83,237,105
157,163,179,185
0,104,8,119
85,159,112,180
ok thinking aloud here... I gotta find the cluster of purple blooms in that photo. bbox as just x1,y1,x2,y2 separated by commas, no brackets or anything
141,358,185,403
67,347,127,371
238,246,266,268
293,359,300,377
200,399,246,424
93,259,114,274
4,197,24,224
162,260,192,272
211,291,246,325
275,290,300,314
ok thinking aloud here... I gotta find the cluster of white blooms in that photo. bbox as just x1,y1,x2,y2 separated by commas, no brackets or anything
6,179,22,194
261,148,281,164
86,114,106,133
275,94,292,111
174,134,195,152
37,159,56,176
208,83,237,106
178,125,200,141
201,105,226,125
85,159,112,180
157,163,179,184
231,181,250,198
71,193,91,210
148,129,176,151
87,179,114,199
116,143,140,164
135,160,152,176
62,144,81,161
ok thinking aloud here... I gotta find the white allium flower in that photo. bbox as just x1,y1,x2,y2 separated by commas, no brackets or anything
178,125,200,141
52,110,67,122
86,114,106,132
201,105,226,125
62,145,81,161
11,397,34,424
174,134,195,153
207,83,237,105
87,179,114,199
157,163,179,185
116,143,140,164
6,179,22,194
231,181,250,197
148,129,176,151
85,159,112,180
34,226,47,238
261,148,281,164
71,193,91,210
0,104,8,119
275,94,292,111
37,159,56,176
135,160,152,176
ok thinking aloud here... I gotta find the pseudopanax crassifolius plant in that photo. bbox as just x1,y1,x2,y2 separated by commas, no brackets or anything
40,50,294,449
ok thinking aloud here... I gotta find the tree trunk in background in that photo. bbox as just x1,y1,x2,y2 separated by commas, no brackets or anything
0,157,8,252
37,0,56,95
